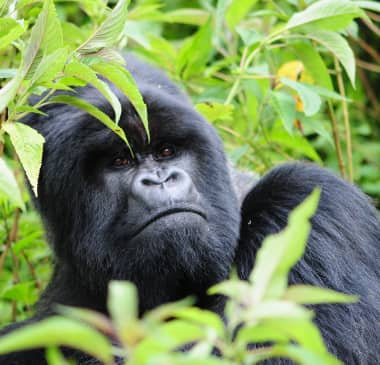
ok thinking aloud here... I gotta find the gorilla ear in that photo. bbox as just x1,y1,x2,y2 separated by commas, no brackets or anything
228,163,257,205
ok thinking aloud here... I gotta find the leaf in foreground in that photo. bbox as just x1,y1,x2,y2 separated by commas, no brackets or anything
0,317,113,364
48,95,130,150
4,122,45,196
249,189,320,301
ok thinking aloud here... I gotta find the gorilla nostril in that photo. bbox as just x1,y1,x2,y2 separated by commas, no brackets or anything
142,178,156,186
166,172,179,183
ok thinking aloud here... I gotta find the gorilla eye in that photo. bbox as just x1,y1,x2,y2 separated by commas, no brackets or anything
158,145,175,159
113,157,130,167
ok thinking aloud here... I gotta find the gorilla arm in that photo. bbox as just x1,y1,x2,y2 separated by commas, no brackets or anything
235,162,380,364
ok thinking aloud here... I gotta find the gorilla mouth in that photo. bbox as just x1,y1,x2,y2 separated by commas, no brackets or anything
130,207,207,238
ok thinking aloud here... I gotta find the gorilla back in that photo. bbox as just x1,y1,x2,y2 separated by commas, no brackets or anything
0,56,379,365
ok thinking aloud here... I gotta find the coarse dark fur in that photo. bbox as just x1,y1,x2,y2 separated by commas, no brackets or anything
0,56,379,365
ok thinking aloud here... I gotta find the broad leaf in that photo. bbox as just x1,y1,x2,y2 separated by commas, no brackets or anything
22,0,62,80
0,70,22,113
291,43,333,91
270,90,296,133
31,47,68,86
226,0,259,29
308,30,356,87
48,95,130,149
249,189,320,301
0,157,25,210
90,61,148,136
286,0,363,32
177,18,213,80
0,18,24,51
284,285,358,304
281,78,321,116
4,122,45,196
78,0,130,54
65,61,121,123
0,317,112,364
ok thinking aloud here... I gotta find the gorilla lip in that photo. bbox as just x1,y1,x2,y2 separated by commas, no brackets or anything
129,207,207,238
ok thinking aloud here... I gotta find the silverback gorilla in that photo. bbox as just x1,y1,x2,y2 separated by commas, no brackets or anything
0,56,379,364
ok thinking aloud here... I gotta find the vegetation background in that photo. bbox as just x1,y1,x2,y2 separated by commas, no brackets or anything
0,0,379,364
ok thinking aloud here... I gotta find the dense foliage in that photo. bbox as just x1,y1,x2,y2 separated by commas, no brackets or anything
0,0,379,363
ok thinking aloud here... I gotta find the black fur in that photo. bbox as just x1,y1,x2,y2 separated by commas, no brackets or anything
0,56,379,365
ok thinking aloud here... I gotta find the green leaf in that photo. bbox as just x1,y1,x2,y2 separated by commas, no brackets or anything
0,157,25,210
281,78,321,116
65,61,121,123
284,285,358,304
57,306,114,336
306,84,351,102
4,122,45,196
0,68,17,79
22,0,62,79
249,189,320,301
269,126,321,162
31,47,68,86
246,300,312,320
257,344,342,365
355,1,380,12
208,280,252,299
2,282,37,305
307,30,356,87
286,0,363,32
291,43,333,91
48,95,130,149
15,105,48,116
0,18,24,51
159,9,210,25
0,317,113,364
237,319,325,354
270,91,296,133
172,307,224,335
177,18,213,80
226,0,259,29
45,347,73,365
195,102,234,122
90,61,148,138
78,0,130,54
0,70,22,114
108,281,138,325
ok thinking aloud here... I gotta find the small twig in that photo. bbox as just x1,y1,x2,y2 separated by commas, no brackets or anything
0,240,11,275
367,10,380,22
356,59,380,73
357,67,380,121
334,57,353,182
350,36,380,64
5,209,21,322
327,101,347,179
363,17,380,37
22,251,42,290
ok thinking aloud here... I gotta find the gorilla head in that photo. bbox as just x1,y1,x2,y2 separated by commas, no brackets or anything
26,56,241,313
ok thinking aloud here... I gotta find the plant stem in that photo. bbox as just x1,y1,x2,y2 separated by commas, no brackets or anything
334,57,353,181
327,101,346,178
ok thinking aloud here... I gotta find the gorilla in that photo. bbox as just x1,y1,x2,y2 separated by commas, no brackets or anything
0,55,379,364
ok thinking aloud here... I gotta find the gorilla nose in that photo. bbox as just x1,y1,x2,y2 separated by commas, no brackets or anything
131,167,195,204
141,169,180,186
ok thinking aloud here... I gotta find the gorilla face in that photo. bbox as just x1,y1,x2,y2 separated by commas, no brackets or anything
27,59,241,312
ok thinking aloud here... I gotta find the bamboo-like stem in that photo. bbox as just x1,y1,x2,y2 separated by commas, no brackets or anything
327,101,346,179
334,57,353,182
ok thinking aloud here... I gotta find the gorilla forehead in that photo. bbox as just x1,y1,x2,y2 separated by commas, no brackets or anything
40,83,222,158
